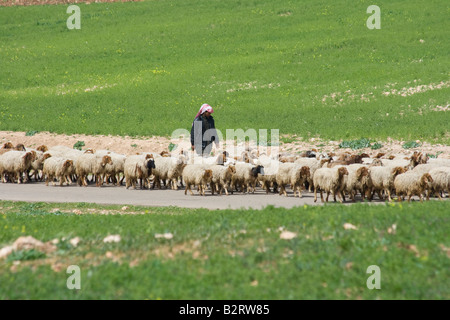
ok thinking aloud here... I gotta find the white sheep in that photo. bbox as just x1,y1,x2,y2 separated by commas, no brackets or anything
152,155,187,190
256,157,280,194
75,153,113,187
0,151,35,183
295,158,329,192
275,163,295,196
369,166,406,201
344,165,371,202
313,167,349,203
124,154,155,189
182,164,213,196
43,157,74,186
231,163,264,194
428,167,450,200
394,172,433,202
289,165,311,198
96,150,127,186
209,164,236,195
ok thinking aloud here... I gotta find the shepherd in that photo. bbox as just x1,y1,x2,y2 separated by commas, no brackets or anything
190,103,220,156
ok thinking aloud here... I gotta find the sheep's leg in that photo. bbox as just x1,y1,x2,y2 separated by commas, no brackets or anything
188,183,194,195
272,182,279,194
407,192,412,202
376,190,382,201
419,193,424,202
210,182,215,195
326,191,330,202
320,190,324,202
386,189,392,202
340,191,346,203
350,190,355,202
314,187,318,202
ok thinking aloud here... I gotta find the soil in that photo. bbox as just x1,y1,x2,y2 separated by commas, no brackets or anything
1,130,449,159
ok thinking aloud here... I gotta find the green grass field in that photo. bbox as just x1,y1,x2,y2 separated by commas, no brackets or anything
0,0,449,142
0,200,449,299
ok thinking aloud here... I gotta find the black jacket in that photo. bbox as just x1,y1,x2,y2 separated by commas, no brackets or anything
190,114,219,148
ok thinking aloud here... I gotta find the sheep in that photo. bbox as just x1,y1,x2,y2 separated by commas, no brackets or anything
152,155,187,190
313,167,349,203
394,172,433,202
0,142,14,155
412,161,450,175
295,158,329,191
182,164,213,196
428,167,450,200
95,150,127,186
42,157,74,186
209,164,236,195
343,165,371,202
256,156,280,194
75,153,113,187
369,166,406,201
289,165,311,198
29,151,52,181
0,151,35,183
275,163,296,196
231,163,264,194
124,154,155,189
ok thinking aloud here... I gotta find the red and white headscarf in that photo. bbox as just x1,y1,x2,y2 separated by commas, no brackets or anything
194,103,213,120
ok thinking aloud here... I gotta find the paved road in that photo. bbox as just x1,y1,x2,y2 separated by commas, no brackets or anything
0,182,362,210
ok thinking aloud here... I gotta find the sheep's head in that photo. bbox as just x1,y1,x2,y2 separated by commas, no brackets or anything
15,144,26,151
23,152,34,164
421,173,433,184
43,153,52,161
338,167,349,176
356,167,369,180
409,152,420,167
37,145,48,153
375,152,386,159
2,142,13,149
320,159,331,167
102,155,113,167
146,159,156,174
64,160,73,168
160,151,170,157
371,159,383,166
145,154,154,160
216,153,226,165
204,169,213,181
227,165,236,174
419,153,429,164
391,166,405,177
300,166,310,178
84,149,95,154
251,165,264,177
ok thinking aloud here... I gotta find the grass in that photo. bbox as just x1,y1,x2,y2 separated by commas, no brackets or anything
0,0,449,143
0,200,449,299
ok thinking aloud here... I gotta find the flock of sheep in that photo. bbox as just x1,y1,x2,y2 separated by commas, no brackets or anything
0,141,449,203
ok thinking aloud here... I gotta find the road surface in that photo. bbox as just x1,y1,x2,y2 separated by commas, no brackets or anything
0,182,376,210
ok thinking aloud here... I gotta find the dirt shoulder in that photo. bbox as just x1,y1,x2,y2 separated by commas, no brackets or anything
1,130,449,159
